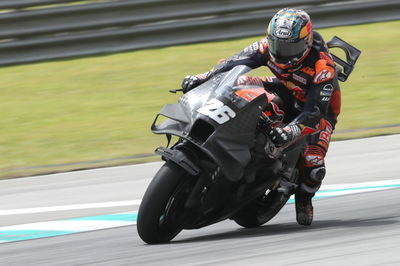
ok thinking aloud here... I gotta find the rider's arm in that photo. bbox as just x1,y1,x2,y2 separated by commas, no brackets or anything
290,59,336,136
205,38,269,79
182,38,269,91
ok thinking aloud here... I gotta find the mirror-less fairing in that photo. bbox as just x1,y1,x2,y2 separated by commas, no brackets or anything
152,66,270,181
139,65,306,244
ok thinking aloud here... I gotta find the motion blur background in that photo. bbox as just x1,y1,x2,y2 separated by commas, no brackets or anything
1,0,399,178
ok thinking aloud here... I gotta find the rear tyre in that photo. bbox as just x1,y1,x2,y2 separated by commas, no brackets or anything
234,167,300,228
137,161,194,244
233,190,290,228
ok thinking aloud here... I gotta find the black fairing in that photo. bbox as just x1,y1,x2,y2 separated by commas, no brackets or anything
152,66,268,181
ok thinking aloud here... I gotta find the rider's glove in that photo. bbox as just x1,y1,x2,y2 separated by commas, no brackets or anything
268,124,302,147
181,74,207,93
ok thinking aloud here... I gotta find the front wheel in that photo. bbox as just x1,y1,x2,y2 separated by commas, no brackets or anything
137,161,194,244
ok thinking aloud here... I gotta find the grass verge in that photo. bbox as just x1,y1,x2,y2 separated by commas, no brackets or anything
1,21,399,179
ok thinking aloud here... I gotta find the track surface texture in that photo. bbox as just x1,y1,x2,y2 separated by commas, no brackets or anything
0,135,399,265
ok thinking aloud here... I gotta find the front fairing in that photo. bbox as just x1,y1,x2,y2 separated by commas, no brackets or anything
152,66,268,181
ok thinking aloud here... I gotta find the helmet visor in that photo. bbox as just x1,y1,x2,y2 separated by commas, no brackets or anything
268,36,308,64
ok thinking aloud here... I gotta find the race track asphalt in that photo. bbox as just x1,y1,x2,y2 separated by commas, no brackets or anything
0,135,399,265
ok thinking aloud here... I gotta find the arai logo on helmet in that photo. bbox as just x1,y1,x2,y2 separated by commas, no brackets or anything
275,28,292,38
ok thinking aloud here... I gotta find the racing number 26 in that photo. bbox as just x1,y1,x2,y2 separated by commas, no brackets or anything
197,99,236,124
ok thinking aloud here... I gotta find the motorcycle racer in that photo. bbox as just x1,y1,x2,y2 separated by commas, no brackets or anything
181,8,341,226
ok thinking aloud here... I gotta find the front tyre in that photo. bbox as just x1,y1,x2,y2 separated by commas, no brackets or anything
137,161,193,244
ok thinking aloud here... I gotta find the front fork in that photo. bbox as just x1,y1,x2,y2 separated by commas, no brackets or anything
155,142,221,212
271,139,306,196
155,140,201,176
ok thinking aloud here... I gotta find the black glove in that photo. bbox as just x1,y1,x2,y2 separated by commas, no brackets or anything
181,74,206,93
268,124,301,147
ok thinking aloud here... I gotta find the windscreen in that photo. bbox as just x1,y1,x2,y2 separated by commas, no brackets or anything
181,65,253,119
214,65,252,94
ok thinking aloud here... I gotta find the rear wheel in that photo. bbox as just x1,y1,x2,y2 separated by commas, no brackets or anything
137,161,195,244
234,168,299,228
233,189,290,228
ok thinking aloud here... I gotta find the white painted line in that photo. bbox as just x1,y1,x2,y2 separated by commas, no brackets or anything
0,220,135,232
0,200,141,216
1,179,399,216
320,179,400,190
317,187,392,197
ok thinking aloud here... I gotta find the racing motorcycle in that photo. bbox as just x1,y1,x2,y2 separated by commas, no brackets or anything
137,36,360,244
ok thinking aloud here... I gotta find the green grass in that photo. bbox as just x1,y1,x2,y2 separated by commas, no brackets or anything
1,21,399,178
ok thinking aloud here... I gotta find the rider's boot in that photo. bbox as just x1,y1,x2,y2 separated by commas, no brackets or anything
295,165,326,225
295,190,314,226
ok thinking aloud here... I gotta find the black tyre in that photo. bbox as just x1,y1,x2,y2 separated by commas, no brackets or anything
137,161,194,244
234,167,300,228
234,189,290,228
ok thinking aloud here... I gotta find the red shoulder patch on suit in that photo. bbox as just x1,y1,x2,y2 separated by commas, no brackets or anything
300,66,315,76
258,37,268,55
319,52,334,66
313,59,335,84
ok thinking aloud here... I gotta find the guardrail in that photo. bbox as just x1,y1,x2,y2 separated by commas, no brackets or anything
0,0,399,66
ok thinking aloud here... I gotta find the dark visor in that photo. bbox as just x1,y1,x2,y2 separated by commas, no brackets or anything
268,37,307,63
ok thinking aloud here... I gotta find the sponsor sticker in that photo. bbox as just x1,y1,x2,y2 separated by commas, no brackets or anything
320,91,332,96
322,97,330,101
292,73,307,85
266,76,274,83
244,42,259,53
267,61,283,74
322,84,334,91
258,38,268,54
314,69,333,84
319,121,333,143
305,155,324,166
252,42,258,51
275,28,292,39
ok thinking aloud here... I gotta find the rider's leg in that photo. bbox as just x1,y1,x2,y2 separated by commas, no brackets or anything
296,84,341,226
296,119,335,226
237,76,298,123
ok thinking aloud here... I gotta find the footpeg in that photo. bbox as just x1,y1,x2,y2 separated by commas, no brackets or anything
277,179,298,196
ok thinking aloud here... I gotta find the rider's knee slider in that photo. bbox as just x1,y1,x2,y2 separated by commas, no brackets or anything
310,166,326,183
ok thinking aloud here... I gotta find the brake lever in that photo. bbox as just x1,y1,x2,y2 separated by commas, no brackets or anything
169,88,184,94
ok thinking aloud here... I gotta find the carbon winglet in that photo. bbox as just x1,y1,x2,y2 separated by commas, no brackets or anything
327,36,361,82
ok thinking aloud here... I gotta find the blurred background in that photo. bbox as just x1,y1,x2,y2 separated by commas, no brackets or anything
1,0,399,178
